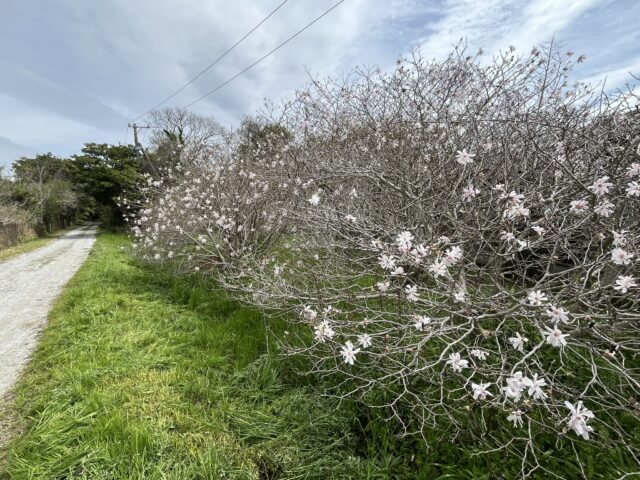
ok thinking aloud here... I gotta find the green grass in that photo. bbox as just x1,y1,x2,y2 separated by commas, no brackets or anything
0,233,373,479
0,227,75,262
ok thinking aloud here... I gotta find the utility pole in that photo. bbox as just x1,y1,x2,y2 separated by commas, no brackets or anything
127,122,150,157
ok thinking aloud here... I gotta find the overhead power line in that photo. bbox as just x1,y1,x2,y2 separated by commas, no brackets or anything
181,0,345,109
130,0,290,122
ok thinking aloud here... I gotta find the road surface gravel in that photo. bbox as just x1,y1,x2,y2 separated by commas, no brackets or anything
0,225,97,399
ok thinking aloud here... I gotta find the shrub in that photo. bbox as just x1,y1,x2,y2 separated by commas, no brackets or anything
130,44,640,475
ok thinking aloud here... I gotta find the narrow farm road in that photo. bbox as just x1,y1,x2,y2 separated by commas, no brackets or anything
0,225,98,399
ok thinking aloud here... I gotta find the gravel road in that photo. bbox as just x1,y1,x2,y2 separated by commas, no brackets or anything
0,225,97,399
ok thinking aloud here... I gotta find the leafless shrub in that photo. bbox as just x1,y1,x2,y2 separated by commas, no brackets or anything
130,44,640,475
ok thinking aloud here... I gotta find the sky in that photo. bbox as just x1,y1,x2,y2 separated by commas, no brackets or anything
0,0,638,168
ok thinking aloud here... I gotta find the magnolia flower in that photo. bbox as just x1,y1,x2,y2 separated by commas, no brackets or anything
340,341,361,365
588,176,613,195
523,374,547,400
443,246,463,266
358,334,372,349
503,372,528,401
414,315,431,330
391,266,405,276
470,349,488,360
527,290,548,306
532,225,546,235
396,231,414,249
612,230,627,247
453,288,467,303
564,401,595,440
546,305,570,323
429,260,448,278
378,254,397,270
445,352,469,372
455,149,475,166
569,199,589,214
500,231,515,242
405,285,419,302
507,409,524,428
413,244,430,258
472,382,492,400
626,181,640,197
345,214,357,223
376,281,390,292
504,203,530,220
611,248,634,266
544,325,568,348
614,275,637,294
302,305,318,321
502,190,524,204
308,193,321,205
314,320,335,342
594,200,614,217
509,332,529,352
494,183,505,192
462,185,480,202
627,162,640,177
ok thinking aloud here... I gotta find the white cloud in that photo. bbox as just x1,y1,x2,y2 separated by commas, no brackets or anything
0,0,637,161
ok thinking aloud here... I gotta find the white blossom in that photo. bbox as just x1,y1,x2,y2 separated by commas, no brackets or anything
358,334,372,349
453,287,467,303
500,231,516,242
413,315,431,330
569,198,590,214
626,181,640,197
509,333,528,352
376,281,390,292
614,275,637,294
378,254,397,270
443,246,463,266
546,305,570,323
611,248,634,266
564,401,595,440
302,305,318,321
532,225,546,235
472,382,492,400
594,200,614,217
340,341,361,365
462,185,480,202
396,231,414,251
308,193,321,205
405,285,419,302
507,409,524,428
527,290,548,306
314,320,335,342
470,349,488,360
391,266,405,276
523,374,547,400
543,325,568,348
503,372,528,401
588,176,613,196
627,162,640,177
612,230,627,247
445,352,469,372
429,260,448,278
455,149,475,166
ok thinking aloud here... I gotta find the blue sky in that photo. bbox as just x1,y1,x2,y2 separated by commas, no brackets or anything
0,0,638,167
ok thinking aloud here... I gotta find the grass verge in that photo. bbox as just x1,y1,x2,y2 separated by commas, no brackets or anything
0,233,373,479
0,227,77,263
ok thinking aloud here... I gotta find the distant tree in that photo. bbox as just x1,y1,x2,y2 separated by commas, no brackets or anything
147,107,229,175
68,143,141,225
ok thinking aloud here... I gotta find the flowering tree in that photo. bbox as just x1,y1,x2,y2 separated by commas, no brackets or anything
130,44,640,475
